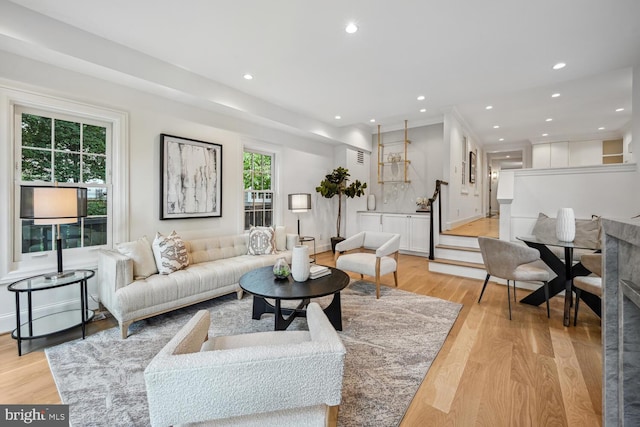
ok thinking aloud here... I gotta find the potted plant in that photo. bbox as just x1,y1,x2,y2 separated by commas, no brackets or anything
315,166,367,252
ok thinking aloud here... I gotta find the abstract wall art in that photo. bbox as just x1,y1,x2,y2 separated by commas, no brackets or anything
160,134,222,219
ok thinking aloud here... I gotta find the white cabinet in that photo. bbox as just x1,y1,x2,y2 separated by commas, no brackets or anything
381,214,410,250
358,213,382,232
408,215,430,253
357,212,430,255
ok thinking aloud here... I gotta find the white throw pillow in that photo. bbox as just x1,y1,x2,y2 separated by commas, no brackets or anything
247,226,276,255
152,231,189,274
116,236,158,279
274,225,286,251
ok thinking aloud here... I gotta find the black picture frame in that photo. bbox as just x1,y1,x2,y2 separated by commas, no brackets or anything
160,134,222,219
469,151,476,184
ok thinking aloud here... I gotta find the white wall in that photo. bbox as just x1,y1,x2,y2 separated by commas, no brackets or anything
444,111,484,229
367,123,444,216
504,165,640,241
0,51,349,332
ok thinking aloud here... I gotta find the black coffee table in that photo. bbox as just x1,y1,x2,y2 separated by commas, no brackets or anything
239,265,349,331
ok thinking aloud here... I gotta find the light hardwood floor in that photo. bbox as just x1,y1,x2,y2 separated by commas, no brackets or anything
0,251,602,426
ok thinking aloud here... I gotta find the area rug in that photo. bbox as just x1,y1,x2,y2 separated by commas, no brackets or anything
46,281,462,427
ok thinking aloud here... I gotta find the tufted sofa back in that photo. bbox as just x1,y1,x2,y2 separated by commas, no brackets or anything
185,234,248,264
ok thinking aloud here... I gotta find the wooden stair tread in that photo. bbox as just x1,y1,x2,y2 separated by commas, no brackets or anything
436,244,480,253
428,258,486,269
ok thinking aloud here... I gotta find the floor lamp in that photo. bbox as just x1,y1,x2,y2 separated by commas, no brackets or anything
20,185,88,279
288,193,311,236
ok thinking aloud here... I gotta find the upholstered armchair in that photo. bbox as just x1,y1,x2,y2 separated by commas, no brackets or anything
334,231,401,299
477,237,550,320
573,253,602,325
144,302,346,427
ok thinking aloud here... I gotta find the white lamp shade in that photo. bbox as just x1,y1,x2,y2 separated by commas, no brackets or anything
20,185,88,225
288,193,311,213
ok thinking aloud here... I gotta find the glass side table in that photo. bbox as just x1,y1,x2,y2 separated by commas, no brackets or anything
299,236,316,263
7,269,95,356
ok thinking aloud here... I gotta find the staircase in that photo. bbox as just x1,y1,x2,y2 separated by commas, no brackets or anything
428,234,487,280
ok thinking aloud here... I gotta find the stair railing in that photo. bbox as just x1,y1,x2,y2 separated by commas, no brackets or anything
427,180,448,260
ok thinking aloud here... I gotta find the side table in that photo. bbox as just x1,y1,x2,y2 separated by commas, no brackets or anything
299,235,316,263
7,269,95,356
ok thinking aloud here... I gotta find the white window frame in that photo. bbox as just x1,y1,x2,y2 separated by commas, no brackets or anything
0,87,129,281
243,148,275,231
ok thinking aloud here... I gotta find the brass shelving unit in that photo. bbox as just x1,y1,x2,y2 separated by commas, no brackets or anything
377,119,411,184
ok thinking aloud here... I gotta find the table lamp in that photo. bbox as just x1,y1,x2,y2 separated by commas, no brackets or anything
20,184,88,279
288,193,311,236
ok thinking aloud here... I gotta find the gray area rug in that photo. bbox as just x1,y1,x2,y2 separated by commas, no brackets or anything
46,281,461,426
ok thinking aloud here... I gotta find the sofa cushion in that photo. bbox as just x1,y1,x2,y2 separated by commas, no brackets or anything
152,231,189,274
248,226,276,255
187,235,248,264
116,235,158,279
274,225,286,251
532,212,601,249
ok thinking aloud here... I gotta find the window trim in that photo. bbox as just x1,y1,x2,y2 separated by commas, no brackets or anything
243,148,274,231
241,141,281,232
0,86,129,282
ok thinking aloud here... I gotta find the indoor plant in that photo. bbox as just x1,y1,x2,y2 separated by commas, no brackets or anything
315,166,367,252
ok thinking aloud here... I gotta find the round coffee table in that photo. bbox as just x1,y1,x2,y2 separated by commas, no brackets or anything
239,265,349,330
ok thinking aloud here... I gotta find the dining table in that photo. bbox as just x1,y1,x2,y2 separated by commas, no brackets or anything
516,235,600,326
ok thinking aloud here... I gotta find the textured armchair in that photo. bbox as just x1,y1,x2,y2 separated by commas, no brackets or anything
144,303,346,427
334,231,401,299
477,237,550,320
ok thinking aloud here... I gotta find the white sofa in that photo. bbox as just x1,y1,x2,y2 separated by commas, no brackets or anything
98,231,298,338
144,303,346,427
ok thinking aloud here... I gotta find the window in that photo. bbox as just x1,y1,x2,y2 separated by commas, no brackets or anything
1,88,127,279
16,107,110,257
243,150,273,230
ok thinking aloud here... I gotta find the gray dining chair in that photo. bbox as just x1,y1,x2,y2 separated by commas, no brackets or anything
477,237,550,320
573,253,602,326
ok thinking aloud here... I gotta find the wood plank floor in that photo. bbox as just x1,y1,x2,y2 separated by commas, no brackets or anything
444,217,500,238
0,251,602,426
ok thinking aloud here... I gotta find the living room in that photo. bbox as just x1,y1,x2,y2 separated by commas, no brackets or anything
1,1,640,426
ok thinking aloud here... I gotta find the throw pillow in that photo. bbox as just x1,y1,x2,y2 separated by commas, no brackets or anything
531,212,557,241
274,225,286,251
152,231,189,274
575,216,601,249
116,235,158,279
247,226,276,255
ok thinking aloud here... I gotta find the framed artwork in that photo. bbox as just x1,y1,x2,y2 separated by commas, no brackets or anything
469,151,477,184
160,134,222,219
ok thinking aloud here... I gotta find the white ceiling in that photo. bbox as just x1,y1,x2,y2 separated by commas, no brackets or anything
3,0,639,147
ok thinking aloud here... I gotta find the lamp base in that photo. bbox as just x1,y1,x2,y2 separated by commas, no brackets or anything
44,271,74,280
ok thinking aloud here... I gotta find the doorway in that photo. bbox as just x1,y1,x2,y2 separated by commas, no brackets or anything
486,150,523,217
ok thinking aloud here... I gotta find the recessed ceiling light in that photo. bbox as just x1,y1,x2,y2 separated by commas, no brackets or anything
499,138,504,141
417,95,425,101
243,73,253,80
345,22,358,34
335,115,341,120
552,62,566,70
598,127,605,130
506,155,511,158
616,108,625,112
419,108,426,113
485,105,493,110
493,125,500,129
370,118,376,123
552,93,561,98
542,133,549,136
545,118,553,122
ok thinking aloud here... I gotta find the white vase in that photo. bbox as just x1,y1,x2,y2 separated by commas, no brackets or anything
556,208,576,242
291,245,310,281
367,194,376,211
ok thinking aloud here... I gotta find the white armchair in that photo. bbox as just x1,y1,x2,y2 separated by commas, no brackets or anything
144,302,346,427
334,231,401,299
